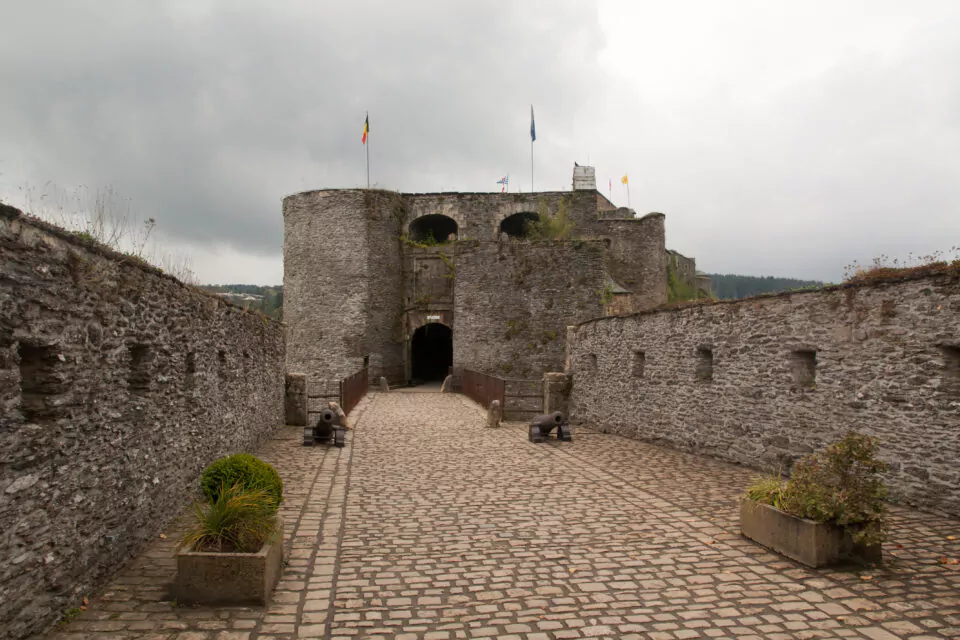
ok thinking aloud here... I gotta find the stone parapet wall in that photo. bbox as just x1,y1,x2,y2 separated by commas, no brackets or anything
568,270,960,516
0,205,285,639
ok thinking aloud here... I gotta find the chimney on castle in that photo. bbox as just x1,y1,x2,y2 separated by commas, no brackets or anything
572,163,596,191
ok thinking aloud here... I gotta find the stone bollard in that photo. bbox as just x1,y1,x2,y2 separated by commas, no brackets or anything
487,400,502,428
379,376,389,392
441,374,453,393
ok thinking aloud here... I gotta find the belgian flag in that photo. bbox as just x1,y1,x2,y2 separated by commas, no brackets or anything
362,114,369,145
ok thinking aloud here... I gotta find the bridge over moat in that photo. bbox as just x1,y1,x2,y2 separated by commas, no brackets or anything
50,391,960,640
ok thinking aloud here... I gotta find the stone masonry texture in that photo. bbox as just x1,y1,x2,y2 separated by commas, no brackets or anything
283,187,671,391
49,391,960,640
569,270,960,516
0,204,285,639
454,240,605,379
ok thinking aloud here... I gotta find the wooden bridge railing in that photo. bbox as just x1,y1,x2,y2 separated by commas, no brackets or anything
340,367,369,416
460,368,505,410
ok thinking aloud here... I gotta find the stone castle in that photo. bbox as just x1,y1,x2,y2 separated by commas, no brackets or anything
3,180,958,638
283,165,703,390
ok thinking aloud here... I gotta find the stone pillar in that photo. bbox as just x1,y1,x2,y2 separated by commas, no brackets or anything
285,373,308,426
543,372,571,416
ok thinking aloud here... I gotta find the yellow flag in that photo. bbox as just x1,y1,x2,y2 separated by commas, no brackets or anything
621,174,628,185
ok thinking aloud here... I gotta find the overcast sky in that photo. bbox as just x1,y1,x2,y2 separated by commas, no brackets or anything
2,1,958,285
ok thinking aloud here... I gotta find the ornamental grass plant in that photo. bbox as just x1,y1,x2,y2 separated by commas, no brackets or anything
181,482,277,553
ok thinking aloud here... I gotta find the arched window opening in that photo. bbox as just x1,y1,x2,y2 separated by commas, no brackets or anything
499,212,540,238
409,215,458,244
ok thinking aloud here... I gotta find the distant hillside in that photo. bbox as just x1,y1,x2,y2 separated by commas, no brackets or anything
707,274,824,300
202,284,283,319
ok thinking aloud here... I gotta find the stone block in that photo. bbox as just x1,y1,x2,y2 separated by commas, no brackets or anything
285,373,308,426
543,372,571,415
380,376,389,392
174,516,284,606
740,499,880,568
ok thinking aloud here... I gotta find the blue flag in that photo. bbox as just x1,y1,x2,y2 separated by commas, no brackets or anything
530,105,536,142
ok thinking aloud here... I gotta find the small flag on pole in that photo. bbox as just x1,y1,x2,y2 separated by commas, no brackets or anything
496,175,509,193
621,174,628,185
362,114,369,145
530,105,536,142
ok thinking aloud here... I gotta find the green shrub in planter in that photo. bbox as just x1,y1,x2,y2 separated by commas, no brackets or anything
745,431,888,546
182,482,278,553
201,454,283,511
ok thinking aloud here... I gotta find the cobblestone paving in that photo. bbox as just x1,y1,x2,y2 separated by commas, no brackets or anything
49,392,959,640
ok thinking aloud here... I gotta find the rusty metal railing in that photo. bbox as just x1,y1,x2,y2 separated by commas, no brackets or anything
340,367,369,416
460,368,505,410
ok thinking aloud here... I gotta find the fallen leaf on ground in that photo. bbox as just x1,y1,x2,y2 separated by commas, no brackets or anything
159,533,166,539
860,575,873,581
947,535,957,541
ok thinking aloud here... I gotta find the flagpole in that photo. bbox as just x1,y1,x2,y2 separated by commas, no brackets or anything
365,112,370,189
531,139,534,193
627,183,631,208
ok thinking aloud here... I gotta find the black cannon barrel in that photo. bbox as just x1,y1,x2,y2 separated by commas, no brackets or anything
528,411,571,443
530,412,565,428
318,409,338,425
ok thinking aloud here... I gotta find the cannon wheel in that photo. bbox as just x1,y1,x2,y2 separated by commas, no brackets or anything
334,428,346,448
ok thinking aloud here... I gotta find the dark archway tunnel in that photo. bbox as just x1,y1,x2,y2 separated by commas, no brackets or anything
410,323,453,382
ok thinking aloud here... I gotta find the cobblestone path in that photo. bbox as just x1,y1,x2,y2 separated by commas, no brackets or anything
49,392,960,640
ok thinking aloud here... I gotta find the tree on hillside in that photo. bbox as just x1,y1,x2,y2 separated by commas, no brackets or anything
707,274,824,300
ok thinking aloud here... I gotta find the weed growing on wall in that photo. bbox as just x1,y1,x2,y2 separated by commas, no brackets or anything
528,198,576,240
844,247,960,284
9,182,199,283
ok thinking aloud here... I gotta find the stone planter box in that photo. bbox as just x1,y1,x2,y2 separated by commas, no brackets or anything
740,499,880,568
174,516,284,606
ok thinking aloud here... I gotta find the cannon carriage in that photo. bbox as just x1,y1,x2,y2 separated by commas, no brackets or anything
528,411,572,443
304,408,346,447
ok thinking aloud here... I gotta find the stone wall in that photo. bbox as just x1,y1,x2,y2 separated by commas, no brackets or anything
0,204,285,639
454,240,605,379
283,189,405,388
568,269,960,516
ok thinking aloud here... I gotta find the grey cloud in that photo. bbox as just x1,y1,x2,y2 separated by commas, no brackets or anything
1,1,608,258
2,1,959,285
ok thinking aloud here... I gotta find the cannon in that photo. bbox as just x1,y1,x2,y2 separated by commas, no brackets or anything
303,408,346,447
528,411,572,443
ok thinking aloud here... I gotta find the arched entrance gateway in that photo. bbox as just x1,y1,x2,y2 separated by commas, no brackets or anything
410,323,453,383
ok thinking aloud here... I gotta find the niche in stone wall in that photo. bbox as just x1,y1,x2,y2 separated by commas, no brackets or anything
184,350,197,394
217,350,228,386
789,349,817,389
632,351,646,377
128,344,154,394
586,353,598,371
17,343,62,422
696,346,714,383
941,344,960,392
